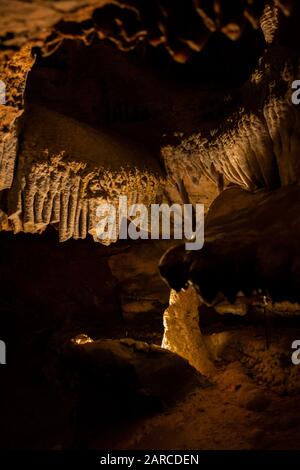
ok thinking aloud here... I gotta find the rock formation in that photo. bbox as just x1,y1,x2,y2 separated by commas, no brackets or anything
0,0,298,243
162,285,215,376
0,0,299,359
2,0,300,452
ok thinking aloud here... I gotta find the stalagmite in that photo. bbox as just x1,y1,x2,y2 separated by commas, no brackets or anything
162,285,215,377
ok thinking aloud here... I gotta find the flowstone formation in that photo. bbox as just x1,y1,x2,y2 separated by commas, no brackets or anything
0,0,296,244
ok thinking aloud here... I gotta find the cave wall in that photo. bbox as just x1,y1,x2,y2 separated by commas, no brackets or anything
1,1,297,245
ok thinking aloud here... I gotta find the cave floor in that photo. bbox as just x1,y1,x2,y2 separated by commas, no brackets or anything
106,365,300,451
2,312,300,450
93,324,300,450
4,360,300,451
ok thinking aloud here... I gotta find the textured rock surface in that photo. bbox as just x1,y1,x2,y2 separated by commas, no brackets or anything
122,351,300,450
0,0,298,244
163,49,300,194
0,47,34,191
0,106,22,191
160,185,300,306
162,285,215,376
206,327,300,395
5,104,165,241
0,0,290,61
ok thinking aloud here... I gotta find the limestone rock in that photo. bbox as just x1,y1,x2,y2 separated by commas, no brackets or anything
160,185,300,305
58,337,209,429
0,0,298,245
162,285,216,377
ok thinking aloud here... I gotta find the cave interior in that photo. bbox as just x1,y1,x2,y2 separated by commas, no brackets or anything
1,0,300,452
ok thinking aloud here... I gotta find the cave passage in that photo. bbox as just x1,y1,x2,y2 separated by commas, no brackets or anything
1,0,300,456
